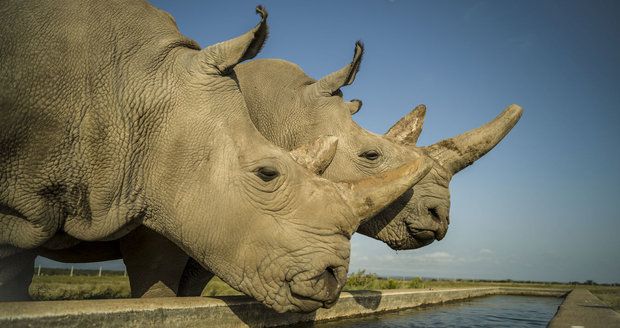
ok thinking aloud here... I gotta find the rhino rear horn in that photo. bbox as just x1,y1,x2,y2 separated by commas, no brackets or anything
385,104,426,145
307,41,364,97
200,6,268,74
425,104,523,175
290,136,338,175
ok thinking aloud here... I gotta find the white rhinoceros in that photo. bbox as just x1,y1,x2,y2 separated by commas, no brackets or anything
0,1,432,313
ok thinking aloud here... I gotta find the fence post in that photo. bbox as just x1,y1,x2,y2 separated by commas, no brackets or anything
98,266,102,277
70,266,74,277
37,265,41,276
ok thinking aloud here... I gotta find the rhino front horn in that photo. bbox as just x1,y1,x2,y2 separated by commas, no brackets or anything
425,104,523,175
341,156,432,224
290,135,338,175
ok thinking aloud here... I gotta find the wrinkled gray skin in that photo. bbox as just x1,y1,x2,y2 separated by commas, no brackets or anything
35,43,522,300
0,1,433,312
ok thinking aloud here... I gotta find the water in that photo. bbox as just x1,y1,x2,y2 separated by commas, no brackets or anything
310,295,563,328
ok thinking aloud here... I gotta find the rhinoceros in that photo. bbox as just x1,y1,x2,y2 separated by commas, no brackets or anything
0,1,432,312
236,42,523,250
35,41,522,300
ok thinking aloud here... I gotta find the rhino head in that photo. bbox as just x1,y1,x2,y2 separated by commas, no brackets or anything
234,42,522,250
141,10,431,312
376,103,522,249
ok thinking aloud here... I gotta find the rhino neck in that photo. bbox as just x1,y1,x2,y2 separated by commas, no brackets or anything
141,53,272,246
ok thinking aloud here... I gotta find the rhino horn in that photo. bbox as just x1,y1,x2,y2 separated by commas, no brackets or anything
306,41,364,97
290,136,338,175
385,104,426,145
425,104,523,175
199,6,268,74
342,156,432,224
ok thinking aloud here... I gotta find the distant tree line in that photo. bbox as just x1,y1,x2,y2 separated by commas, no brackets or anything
353,271,619,287
34,267,618,287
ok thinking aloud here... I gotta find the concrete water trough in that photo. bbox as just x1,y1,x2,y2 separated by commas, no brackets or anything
0,287,590,327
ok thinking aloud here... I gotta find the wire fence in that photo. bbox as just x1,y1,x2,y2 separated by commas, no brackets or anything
33,266,126,277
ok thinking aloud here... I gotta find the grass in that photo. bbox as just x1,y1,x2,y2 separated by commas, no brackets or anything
30,275,130,301
343,270,424,290
588,285,620,311
202,277,243,296
27,269,620,312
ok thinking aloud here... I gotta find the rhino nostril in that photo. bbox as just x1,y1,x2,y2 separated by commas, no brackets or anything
318,266,342,301
324,266,339,287
428,207,440,222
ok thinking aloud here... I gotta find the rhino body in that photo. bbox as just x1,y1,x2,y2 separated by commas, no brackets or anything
0,1,431,312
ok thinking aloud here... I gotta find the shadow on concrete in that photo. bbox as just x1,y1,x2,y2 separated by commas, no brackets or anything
580,304,613,309
348,290,382,310
214,295,318,327
211,290,385,326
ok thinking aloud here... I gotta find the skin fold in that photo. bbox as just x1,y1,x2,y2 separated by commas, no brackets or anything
0,1,433,313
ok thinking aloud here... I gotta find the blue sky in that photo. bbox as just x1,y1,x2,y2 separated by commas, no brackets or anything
38,0,620,283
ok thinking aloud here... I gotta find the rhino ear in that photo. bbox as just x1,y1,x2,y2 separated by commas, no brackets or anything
289,136,338,175
200,6,268,74
385,104,426,145
307,41,364,97
346,99,363,115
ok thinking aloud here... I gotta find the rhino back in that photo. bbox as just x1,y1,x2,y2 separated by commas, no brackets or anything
0,0,196,244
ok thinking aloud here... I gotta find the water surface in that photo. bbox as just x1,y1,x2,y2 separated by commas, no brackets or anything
309,295,562,328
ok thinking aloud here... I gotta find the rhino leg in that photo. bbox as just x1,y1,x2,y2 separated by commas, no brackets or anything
0,248,36,301
119,226,188,298
178,257,213,296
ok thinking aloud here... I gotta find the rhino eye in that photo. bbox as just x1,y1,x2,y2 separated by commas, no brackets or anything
255,167,280,182
360,150,380,161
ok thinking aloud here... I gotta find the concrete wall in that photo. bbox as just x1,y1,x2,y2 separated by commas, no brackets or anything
0,287,568,328
549,288,620,328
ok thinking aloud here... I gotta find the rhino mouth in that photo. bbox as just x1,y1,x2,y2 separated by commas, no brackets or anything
382,224,437,250
406,226,438,245
287,265,346,311
408,227,436,239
